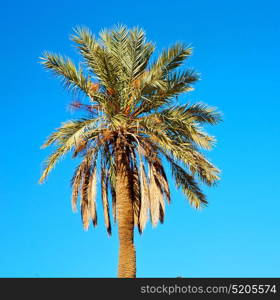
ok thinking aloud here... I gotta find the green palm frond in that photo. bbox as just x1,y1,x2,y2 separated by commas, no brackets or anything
133,70,199,116
126,27,154,81
148,43,192,80
183,103,222,124
41,118,97,149
164,69,199,96
166,155,207,208
71,27,119,91
39,118,100,183
71,149,97,212
40,52,90,95
39,144,69,184
156,104,219,149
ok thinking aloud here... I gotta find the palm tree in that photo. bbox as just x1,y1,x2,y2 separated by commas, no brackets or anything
39,25,221,278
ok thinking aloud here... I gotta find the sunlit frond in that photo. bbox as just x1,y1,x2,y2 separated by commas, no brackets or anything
166,155,207,208
148,164,162,227
138,161,150,233
88,165,97,227
41,118,97,149
40,52,90,95
149,43,192,79
81,168,91,230
71,27,119,91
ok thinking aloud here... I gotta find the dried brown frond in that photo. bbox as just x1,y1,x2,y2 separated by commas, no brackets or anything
153,161,171,204
139,161,150,233
81,168,91,230
88,167,97,227
130,150,141,229
149,164,162,227
101,166,112,235
89,82,100,93
73,140,88,158
111,185,117,223
71,163,84,212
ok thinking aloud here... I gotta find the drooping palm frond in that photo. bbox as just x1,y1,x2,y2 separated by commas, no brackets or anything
138,161,150,233
101,163,111,235
166,155,207,208
130,149,141,229
152,103,221,150
81,167,91,230
39,118,99,183
125,27,154,82
138,117,220,186
41,118,97,149
71,159,86,212
148,163,163,227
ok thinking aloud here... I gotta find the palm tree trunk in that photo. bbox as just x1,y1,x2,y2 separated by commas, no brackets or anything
115,145,136,278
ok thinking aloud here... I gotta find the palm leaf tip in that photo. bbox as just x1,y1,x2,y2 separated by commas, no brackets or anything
38,175,45,184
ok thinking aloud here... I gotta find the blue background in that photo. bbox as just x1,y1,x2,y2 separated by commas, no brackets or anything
0,0,279,277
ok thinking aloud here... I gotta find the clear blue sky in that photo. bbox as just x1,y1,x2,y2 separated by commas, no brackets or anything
0,0,279,278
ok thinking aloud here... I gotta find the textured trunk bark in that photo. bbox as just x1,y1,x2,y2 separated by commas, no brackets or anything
115,145,136,278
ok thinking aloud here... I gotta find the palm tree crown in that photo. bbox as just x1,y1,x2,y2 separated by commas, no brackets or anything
39,26,221,274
